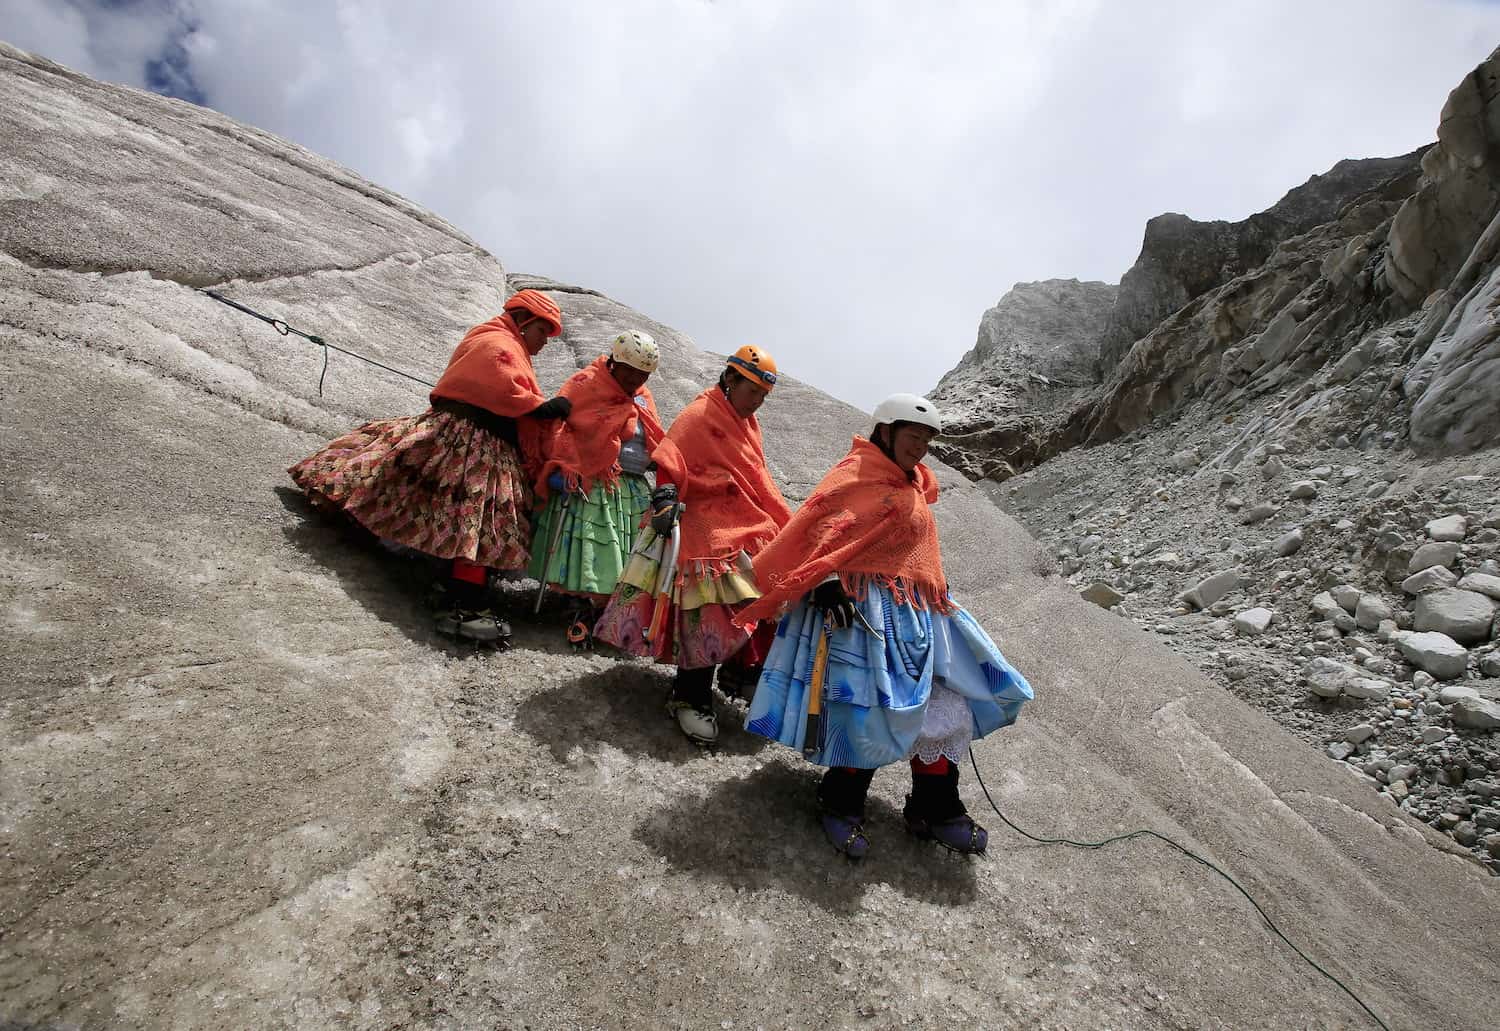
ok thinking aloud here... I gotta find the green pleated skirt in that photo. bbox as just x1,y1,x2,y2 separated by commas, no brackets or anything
527,473,652,600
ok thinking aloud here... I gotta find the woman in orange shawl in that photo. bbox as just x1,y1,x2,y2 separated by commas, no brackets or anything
740,393,1032,859
594,345,792,746
288,289,573,645
528,331,665,645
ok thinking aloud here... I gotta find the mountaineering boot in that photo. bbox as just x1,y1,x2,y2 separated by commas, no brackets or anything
817,766,875,860
904,759,988,855
715,663,763,702
666,666,718,745
434,570,512,646
434,606,512,644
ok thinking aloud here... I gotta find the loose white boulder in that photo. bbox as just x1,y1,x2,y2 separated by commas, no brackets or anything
1305,657,1362,699
1402,565,1459,595
1394,631,1470,680
1438,683,1481,705
1274,527,1305,556
1408,541,1461,575
1181,569,1240,610
1457,572,1500,600
1453,695,1500,731
1081,582,1124,609
1331,584,1362,613
1344,677,1392,701
1414,588,1498,645
1355,594,1393,631
1234,608,1275,636
1311,592,1344,620
1425,515,1468,542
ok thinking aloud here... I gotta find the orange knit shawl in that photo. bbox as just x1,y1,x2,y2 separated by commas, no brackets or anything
430,314,547,418
651,387,792,564
738,436,952,625
536,356,665,498
429,313,549,471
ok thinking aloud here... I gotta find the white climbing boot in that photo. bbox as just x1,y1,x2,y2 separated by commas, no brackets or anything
665,697,718,746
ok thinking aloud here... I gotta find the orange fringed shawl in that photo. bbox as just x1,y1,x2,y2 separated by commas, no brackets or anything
737,436,952,625
535,356,665,499
430,313,549,471
651,387,792,564
430,314,547,418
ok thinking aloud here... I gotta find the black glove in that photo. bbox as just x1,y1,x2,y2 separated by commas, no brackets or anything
650,485,680,537
811,577,857,630
528,396,573,420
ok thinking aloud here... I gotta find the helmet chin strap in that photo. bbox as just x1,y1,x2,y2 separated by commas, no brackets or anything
873,423,917,479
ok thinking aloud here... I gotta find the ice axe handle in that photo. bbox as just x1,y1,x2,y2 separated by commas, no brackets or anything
532,492,573,615
802,625,831,758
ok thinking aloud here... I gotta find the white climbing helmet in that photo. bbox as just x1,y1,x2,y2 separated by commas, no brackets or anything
611,330,660,373
872,392,942,432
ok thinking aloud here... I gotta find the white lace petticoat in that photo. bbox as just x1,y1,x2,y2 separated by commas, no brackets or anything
907,684,973,764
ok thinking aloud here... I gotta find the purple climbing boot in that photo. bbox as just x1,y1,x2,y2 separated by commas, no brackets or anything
817,766,875,860
904,759,988,856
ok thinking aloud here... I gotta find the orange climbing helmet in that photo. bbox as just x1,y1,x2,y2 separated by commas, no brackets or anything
503,288,564,337
725,344,778,391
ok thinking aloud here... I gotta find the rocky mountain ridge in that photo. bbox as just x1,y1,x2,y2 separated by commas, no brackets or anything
1099,151,1428,375
929,278,1115,478
932,52,1500,478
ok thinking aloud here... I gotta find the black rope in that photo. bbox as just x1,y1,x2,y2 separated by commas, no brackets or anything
967,750,1390,1031
201,290,436,395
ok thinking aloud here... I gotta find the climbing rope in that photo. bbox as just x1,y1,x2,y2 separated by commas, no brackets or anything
201,290,435,395
967,750,1390,1031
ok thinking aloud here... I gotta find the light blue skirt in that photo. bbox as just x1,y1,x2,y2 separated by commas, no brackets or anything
745,585,1032,769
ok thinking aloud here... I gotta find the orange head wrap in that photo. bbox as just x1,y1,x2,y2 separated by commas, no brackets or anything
503,288,564,337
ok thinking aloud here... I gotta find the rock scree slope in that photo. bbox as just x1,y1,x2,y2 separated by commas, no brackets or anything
2,43,1497,1031
926,46,1500,875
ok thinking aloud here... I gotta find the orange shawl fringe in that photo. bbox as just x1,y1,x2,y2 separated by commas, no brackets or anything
738,436,953,625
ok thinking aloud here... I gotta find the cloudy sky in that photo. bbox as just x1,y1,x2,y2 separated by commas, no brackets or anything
5,2,1499,409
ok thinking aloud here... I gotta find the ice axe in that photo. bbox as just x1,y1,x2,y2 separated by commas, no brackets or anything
532,491,574,615
641,505,683,646
803,621,833,758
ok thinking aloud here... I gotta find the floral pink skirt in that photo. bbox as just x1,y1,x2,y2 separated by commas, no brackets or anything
593,524,776,669
594,583,771,668
288,408,532,570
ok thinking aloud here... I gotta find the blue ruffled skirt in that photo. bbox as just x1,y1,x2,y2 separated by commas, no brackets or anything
745,585,1033,768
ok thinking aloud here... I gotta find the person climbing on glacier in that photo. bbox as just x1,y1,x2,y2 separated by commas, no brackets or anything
738,392,1033,858
528,330,666,647
288,288,572,646
594,345,792,746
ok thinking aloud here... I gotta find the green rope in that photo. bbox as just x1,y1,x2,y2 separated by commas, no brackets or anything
967,750,1390,1031
202,290,435,395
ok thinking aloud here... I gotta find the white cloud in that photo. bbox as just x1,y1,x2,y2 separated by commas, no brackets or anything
2,0,92,73
4,1,1499,409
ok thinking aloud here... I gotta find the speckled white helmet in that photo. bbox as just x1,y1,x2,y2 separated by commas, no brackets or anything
611,330,659,373
872,392,941,432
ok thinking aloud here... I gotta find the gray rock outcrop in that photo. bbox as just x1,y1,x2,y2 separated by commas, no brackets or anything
930,279,1115,478
1098,150,1426,374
